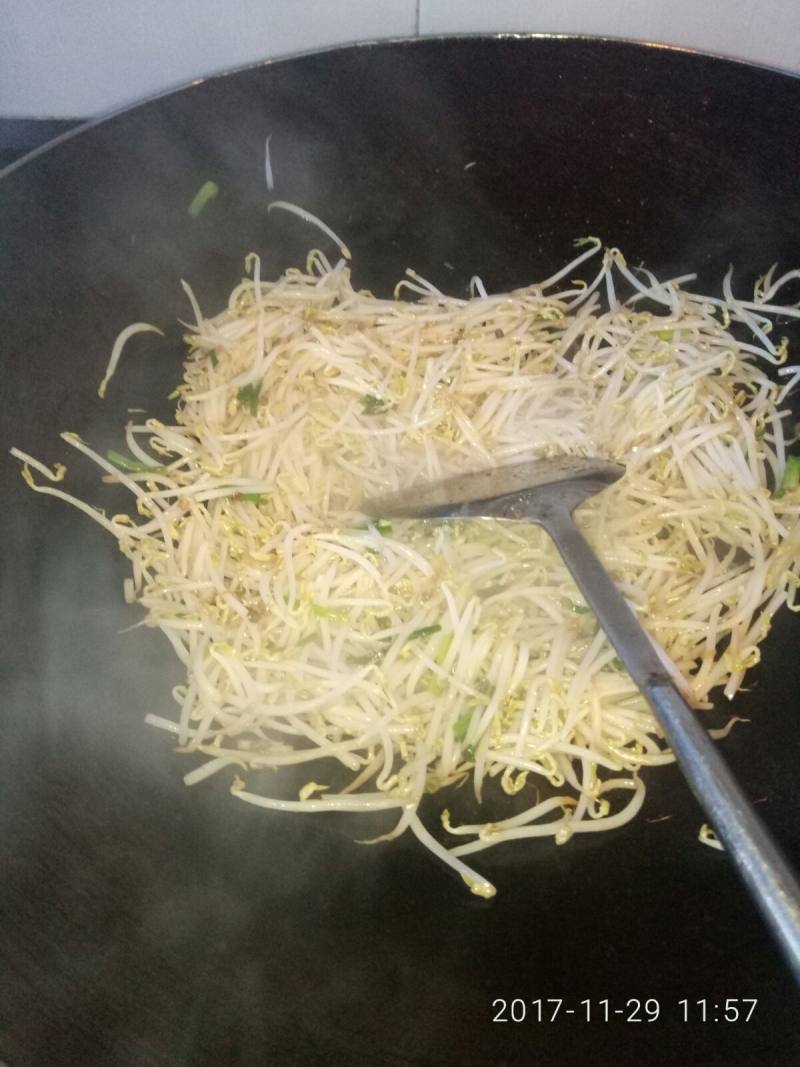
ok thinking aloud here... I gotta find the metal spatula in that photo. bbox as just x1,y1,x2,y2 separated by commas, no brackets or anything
365,456,800,981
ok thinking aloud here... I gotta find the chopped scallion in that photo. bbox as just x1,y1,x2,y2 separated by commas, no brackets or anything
188,180,219,218
237,381,261,415
107,449,164,474
362,394,389,415
407,623,442,642
776,455,800,498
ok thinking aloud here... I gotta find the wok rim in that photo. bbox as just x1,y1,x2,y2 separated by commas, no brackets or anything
2,31,798,183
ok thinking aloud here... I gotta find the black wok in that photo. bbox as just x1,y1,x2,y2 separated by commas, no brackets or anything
1,35,799,1066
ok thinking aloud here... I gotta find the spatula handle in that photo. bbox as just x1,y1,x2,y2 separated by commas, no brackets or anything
543,508,800,984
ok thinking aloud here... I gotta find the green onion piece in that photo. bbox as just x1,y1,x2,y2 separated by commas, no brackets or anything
453,710,471,742
356,518,392,534
107,449,164,473
237,492,266,503
188,180,219,218
362,394,388,415
423,673,448,696
775,455,800,498
237,381,261,415
407,624,442,642
434,633,452,666
311,602,346,622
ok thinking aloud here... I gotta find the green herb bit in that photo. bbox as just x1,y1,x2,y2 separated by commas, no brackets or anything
311,602,346,622
188,180,219,218
356,518,392,535
237,381,261,415
107,449,164,474
407,624,442,642
775,455,800,498
453,710,472,742
463,744,476,761
362,394,389,415
434,633,453,666
424,673,448,697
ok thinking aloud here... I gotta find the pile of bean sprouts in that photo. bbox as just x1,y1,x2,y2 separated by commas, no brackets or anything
13,222,800,898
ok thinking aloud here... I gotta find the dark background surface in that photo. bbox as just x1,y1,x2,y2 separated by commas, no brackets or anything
1,36,799,1066
0,119,82,170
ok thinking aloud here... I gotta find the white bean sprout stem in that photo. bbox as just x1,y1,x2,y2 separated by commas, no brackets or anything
13,238,800,898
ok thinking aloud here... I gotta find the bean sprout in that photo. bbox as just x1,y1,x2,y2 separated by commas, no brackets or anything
12,239,800,897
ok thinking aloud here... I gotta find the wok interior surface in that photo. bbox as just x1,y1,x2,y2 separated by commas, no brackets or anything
1,36,800,1065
